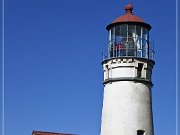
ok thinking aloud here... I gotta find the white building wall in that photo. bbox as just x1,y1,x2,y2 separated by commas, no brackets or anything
101,81,153,135
101,58,154,135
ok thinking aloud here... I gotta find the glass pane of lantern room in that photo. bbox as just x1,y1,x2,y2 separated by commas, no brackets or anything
120,24,127,45
115,26,121,44
111,27,116,42
127,37,135,56
136,26,143,57
136,25,142,37
109,28,115,58
128,25,135,38
128,25,136,56
120,24,127,38
142,27,148,58
108,29,112,58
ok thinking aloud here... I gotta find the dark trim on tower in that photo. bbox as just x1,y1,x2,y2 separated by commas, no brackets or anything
106,22,151,31
103,77,153,86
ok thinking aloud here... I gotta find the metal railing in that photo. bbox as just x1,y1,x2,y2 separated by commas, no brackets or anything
102,41,155,61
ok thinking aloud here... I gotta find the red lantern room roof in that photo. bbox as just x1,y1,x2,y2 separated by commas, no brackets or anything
106,4,151,30
113,4,144,23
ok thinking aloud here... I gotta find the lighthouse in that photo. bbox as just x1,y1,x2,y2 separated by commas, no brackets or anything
100,4,155,135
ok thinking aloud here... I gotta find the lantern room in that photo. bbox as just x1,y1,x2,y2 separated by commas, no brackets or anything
106,4,154,60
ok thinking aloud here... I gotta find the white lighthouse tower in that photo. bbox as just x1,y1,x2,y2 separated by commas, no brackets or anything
100,4,155,135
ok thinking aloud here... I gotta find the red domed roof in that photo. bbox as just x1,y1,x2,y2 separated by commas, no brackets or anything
113,4,144,23
106,4,151,30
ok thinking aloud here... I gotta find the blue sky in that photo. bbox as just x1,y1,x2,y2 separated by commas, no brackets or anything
1,0,178,135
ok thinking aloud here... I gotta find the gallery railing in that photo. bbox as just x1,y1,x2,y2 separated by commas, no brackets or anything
102,41,155,61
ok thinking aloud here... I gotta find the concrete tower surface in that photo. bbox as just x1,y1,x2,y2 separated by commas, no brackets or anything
100,4,155,135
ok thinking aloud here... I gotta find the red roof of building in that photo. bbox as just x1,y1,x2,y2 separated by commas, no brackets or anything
106,3,151,30
32,130,77,135
112,3,144,23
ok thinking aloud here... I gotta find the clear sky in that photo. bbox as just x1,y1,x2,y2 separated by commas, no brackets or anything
1,0,177,135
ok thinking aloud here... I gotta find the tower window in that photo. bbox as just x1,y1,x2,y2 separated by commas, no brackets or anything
105,65,109,79
137,130,145,135
137,63,143,78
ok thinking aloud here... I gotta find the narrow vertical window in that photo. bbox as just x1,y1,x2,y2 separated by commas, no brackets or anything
105,65,109,79
137,130,145,135
137,63,143,78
